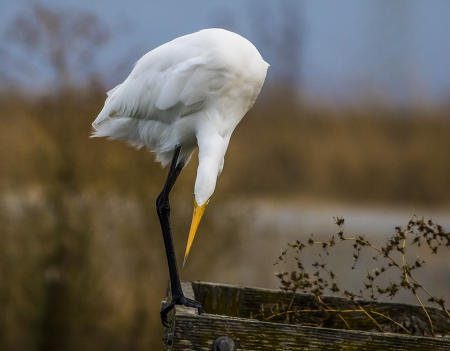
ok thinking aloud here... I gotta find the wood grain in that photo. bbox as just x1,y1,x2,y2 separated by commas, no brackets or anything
162,281,450,350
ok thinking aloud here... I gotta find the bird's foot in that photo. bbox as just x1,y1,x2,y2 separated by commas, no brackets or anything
160,294,204,327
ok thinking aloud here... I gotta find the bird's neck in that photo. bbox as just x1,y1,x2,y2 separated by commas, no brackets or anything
194,132,228,206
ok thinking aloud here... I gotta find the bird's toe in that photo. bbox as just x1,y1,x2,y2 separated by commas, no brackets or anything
180,296,204,314
160,295,204,326
160,302,174,327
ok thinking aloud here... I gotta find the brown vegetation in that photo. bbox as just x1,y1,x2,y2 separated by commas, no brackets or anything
2,89,450,204
270,216,449,336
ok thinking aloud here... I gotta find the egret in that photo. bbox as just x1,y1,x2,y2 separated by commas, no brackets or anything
91,28,269,325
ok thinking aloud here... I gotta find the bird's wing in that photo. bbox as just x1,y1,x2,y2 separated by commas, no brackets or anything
96,45,230,126
106,84,121,97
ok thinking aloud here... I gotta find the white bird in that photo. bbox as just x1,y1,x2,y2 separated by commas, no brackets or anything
91,28,268,324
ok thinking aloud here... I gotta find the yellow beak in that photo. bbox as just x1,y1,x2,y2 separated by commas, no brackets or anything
183,199,207,267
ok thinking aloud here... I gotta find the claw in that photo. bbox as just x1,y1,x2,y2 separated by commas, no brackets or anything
182,296,204,315
161,310,170,328
160,295,204,326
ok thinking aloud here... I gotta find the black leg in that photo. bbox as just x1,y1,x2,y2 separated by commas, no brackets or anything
157,145,204,326
156,145,184,297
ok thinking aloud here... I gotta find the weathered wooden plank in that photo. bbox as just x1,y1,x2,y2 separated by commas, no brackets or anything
171,313,450,351
192,281,449,336
162,281,450,350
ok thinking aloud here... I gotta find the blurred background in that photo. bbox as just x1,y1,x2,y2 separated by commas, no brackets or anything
1,0,449,350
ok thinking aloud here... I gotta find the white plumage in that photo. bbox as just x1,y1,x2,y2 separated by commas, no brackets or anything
92,28,268,206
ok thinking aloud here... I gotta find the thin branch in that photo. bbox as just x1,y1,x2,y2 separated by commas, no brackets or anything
356,303,382,331
317,295,351,330
401,231,434,335
368,310,412,335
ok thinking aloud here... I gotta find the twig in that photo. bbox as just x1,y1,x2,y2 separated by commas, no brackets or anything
317,296,351,330
401,231,435,335
368,310,412,335
356,303,382,331
273,216,448,335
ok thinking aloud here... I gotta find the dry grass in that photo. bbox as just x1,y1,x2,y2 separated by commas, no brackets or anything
2,88,449,204
0,87,449,350
227,92,450,205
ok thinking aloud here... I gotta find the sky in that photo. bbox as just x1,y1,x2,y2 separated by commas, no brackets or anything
1,0,449,105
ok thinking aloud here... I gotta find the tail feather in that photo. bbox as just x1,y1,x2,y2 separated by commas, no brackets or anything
91,116,194,167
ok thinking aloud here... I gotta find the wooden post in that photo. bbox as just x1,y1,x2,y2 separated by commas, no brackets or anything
162,281,450,350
